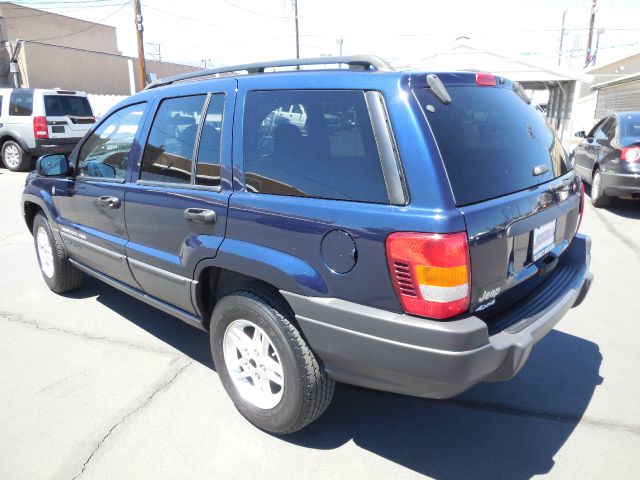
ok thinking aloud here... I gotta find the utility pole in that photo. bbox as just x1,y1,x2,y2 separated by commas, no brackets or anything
293,0,300,66
133,0,147,90
557,8,567,66
200,59,212,69
585,0,596,67
336,38,343,56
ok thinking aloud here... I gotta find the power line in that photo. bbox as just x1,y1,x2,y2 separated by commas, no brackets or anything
219,0,292,19
24,3,129,42
2,2,130,18
141,4,234,31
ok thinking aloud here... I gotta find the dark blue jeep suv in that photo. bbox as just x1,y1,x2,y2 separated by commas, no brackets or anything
22,56,593,434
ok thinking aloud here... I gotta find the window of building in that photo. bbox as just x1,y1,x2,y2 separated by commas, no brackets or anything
243,90,388,203
140,95,206,184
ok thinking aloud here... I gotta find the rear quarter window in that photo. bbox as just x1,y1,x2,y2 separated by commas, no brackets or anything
414,85,569,206
9,89,34,116
243,89,389,204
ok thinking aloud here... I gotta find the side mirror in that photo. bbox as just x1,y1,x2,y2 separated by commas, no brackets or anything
36,154,69,177
575,131,586,138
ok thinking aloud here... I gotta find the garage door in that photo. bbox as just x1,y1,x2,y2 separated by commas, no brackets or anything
595,79,640,121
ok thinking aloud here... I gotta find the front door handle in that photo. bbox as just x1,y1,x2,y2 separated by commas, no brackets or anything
97,196,121,209
184,208,216,225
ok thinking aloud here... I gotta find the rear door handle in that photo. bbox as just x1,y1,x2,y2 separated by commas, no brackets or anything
184,208,216,225
97,196,121,209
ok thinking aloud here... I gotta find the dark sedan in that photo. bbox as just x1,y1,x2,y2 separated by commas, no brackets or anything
573,111,640,207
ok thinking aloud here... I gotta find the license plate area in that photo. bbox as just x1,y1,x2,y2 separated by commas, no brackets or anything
532,220,556,261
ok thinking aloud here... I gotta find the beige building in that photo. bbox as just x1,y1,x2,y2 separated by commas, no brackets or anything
0,2,199,94
569,52,640,143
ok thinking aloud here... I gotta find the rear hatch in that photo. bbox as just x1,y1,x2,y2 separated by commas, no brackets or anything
43,92,95,139
413,74,582,318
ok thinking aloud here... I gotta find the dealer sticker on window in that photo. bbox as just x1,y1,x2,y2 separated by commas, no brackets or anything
532,220,556,261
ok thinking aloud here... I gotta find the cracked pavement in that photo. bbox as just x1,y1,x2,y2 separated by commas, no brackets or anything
1,170,639,480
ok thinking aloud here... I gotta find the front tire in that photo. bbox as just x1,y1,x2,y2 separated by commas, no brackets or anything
2,140,32,172
591,169,611,208
33,212,84,293
210,290,335,434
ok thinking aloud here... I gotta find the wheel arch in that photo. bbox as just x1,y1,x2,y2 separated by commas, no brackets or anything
22,192,58,234
0,133,31,153
194,266,299,330
192,239,328,329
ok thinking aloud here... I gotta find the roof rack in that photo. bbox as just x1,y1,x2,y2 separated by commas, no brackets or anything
145,55,393,90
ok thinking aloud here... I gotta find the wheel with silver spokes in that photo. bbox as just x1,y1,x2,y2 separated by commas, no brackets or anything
2,140,31,172
591,169,610,208
32,212,83,293
223,319,284,409
211,289,335,434
36,226,55,279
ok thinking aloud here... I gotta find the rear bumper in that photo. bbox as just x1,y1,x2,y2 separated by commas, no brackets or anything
601,171,640,197
32,138,83,157
282,234,592,399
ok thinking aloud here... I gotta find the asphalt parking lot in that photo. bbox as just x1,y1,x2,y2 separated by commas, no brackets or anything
1,169,639,480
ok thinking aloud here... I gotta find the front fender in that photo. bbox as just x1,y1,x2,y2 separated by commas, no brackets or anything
193,238,328,297
22,186,60,236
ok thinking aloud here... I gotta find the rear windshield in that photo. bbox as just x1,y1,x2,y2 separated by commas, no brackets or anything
414,86,569,206
44,95,93,117
619,112,640,144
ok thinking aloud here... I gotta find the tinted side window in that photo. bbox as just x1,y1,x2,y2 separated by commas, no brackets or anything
77,103,146,179
587,118,607,139
599,117,616,141
140,95,206,184
243,90,388,203
195,94,225,187
9,89,34,116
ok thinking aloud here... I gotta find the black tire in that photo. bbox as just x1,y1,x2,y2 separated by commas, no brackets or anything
33,212,84,293
591,169,611,208
2,140,32,172
210,289,335,434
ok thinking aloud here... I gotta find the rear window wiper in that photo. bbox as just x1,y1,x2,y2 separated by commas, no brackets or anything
426,74,451,105
512,82,531,105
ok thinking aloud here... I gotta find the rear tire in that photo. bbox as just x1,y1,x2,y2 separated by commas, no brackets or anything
210,289,334,434
591,169,611,208
2,140,32,172
33,212,84,293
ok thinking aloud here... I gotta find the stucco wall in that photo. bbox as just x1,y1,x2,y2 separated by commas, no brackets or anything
21,42,131,94
0,2,119,54
134,59,201,89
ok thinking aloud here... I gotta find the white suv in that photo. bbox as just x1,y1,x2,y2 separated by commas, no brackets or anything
0,88,95,171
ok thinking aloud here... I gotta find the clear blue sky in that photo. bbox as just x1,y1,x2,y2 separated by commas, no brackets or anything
10,0,640,70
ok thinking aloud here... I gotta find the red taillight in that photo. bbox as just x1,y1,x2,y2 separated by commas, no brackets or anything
621,146,640,162
33,116,49,139
577,180,585,232
475,72,497,86
386,232,470,320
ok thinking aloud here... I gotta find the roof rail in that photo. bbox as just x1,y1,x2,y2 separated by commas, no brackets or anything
145,55,393,90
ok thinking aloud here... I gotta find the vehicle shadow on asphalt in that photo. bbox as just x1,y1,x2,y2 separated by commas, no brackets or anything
288,331,603,480
584,184,640,219
70,276,216,369
72,277,602,480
